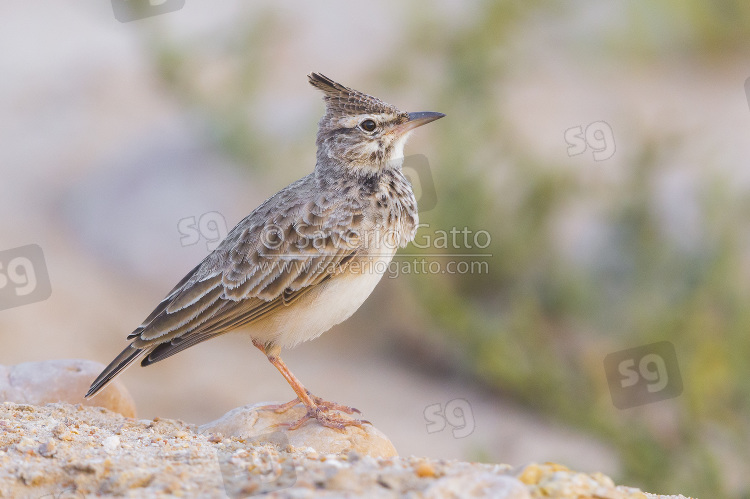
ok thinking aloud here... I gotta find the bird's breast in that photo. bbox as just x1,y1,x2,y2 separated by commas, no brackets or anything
248,248,397,349
365,170,419,248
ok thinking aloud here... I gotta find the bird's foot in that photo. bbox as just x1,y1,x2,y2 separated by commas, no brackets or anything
275,406,371,431
258,391,360,415
309,394,361,415
256,398,302,414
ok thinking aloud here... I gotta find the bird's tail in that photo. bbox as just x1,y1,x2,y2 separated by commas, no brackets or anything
85,344,145,399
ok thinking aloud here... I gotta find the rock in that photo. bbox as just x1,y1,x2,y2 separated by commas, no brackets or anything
0,359,135,418
199,401,398,458
518,462,646,498
0,403,694,498
424,472,531,498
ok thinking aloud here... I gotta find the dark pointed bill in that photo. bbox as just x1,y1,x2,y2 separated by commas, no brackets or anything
394,111,445,135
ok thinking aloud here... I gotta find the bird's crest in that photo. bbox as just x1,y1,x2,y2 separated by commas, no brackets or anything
308,72,402,117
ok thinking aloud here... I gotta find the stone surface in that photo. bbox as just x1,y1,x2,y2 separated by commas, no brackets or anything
424,472,531,498
0,403,693,498
199,401,398,458
0,360,136,418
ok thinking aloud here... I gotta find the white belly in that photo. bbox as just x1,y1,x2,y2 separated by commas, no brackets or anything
245,251,395,349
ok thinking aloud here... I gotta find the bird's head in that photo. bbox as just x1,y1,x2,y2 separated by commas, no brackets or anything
308,72,444,177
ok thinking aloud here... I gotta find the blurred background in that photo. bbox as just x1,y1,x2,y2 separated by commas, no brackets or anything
1,1,749,497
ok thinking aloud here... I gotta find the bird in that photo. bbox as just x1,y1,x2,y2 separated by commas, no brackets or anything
85,72,444,430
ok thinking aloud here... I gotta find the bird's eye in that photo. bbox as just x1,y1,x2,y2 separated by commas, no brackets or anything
359,119,377,133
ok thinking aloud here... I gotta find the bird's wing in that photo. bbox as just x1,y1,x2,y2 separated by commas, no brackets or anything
86,177,369,398
142,174,372,348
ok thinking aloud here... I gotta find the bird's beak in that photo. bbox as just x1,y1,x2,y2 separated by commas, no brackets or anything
393,111,445,135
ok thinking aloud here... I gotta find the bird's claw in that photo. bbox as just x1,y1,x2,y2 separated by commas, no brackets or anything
258,391,361,415
272,406,370,431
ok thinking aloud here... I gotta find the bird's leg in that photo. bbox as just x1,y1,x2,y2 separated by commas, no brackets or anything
252,341,357,414
252,341,308,413
266,354,370,431
252,340,368,430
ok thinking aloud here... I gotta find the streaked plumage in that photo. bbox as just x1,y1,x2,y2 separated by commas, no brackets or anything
86,73,444,429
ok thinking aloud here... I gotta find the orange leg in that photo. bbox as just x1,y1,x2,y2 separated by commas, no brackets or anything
253,341,369,431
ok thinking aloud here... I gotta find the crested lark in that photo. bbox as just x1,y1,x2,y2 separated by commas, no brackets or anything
86,73,444,429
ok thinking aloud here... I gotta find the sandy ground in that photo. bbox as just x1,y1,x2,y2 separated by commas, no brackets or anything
0,403,691,498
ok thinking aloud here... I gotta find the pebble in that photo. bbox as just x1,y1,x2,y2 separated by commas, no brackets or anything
416,461,436,478
102,435,120,451
0,360,136,418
